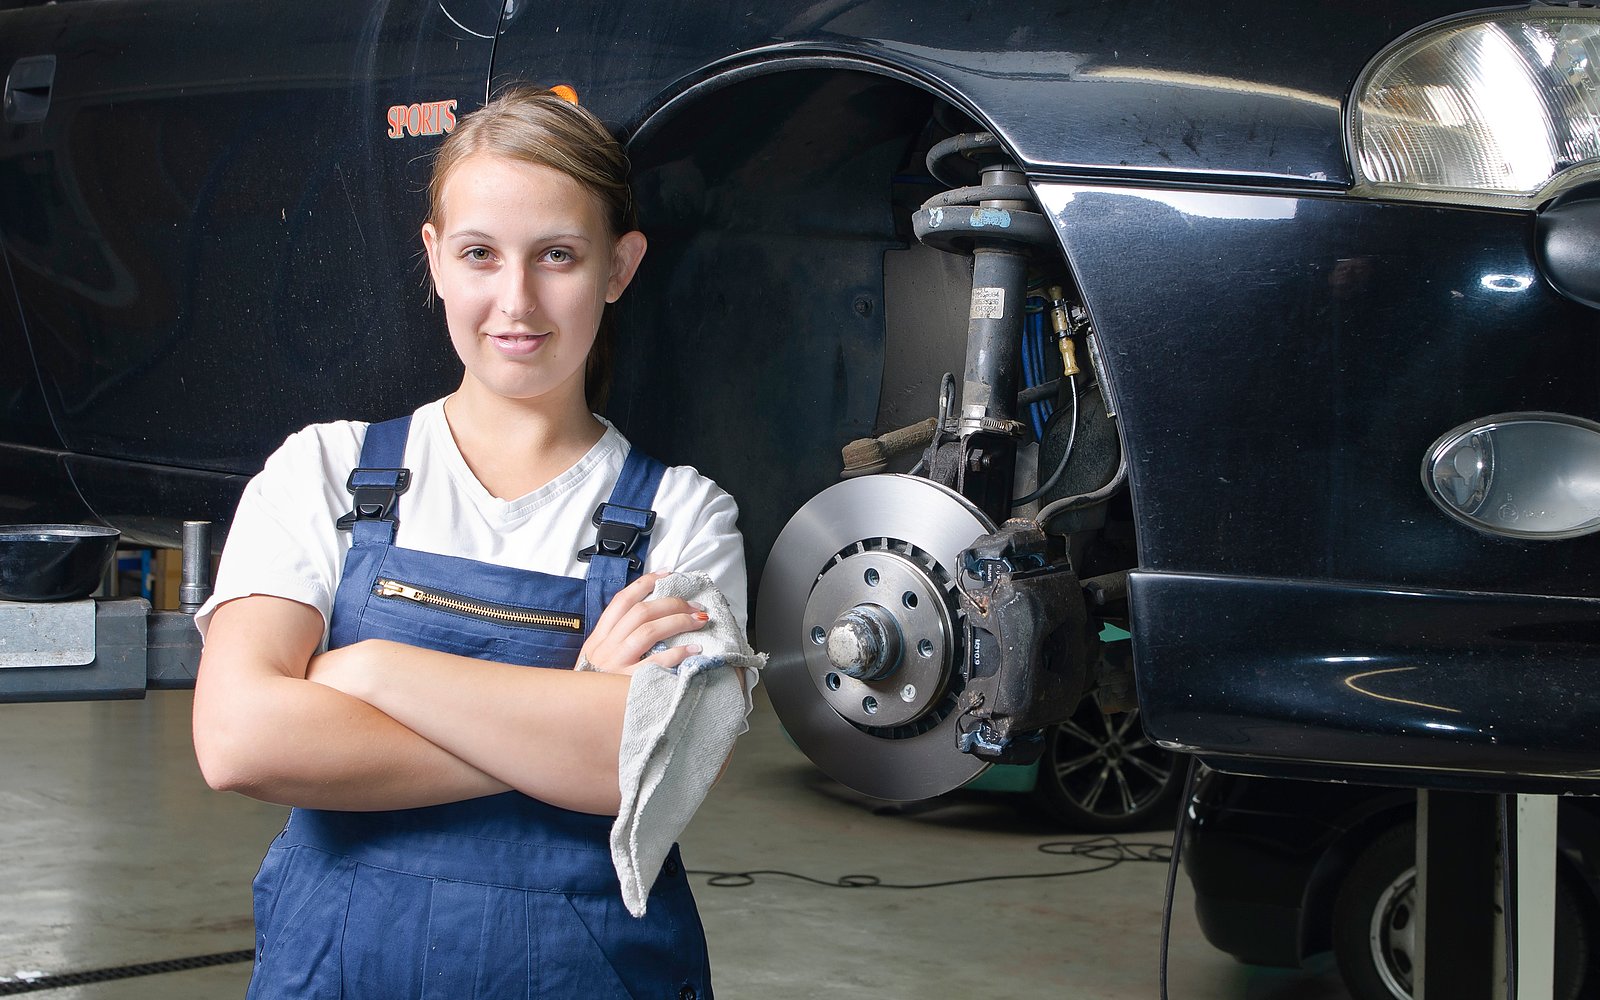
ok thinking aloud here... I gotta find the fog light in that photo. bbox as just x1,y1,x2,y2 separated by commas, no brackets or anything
1424,412,1600,539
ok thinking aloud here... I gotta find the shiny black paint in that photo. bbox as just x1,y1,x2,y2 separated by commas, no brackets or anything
1045,184,1600,596
494,0,1473,185
0,0,500,538
0,445,95,529
1134,572,1600,785
0,238,57,452
62,453,247,550
1046,181,1600,781
0,0,1519,488
1538,190,1600,311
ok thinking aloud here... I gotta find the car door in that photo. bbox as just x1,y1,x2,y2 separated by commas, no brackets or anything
0,0,502,541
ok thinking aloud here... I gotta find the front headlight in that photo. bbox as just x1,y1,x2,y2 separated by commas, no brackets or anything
1351,7,1600,209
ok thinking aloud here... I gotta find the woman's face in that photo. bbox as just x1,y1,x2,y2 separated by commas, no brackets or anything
421,153,645,409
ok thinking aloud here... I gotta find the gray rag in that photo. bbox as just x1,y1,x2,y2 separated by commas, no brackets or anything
576,571,766,917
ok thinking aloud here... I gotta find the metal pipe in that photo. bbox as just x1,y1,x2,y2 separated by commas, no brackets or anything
960,245,1029,431
179,520,212,614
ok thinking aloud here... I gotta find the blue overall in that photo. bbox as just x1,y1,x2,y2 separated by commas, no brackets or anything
245,416,713,1000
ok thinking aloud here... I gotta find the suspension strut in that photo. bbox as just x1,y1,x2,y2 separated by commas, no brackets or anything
913,131,1057,525
913,133,1088,764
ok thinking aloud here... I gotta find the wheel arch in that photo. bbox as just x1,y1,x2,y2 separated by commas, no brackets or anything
625,49,997,155
607,55,1104,584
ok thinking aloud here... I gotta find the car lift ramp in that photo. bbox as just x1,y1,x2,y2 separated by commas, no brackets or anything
1417,790,1559,1000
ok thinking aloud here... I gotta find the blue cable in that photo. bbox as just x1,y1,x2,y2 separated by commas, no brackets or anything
1021,297,1060,443
1030,310,1053,431
1020,316,1045,440
1029,317,1043,437
1034,313,1048,399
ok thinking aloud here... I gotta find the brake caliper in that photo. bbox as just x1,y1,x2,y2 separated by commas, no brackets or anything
955,520,1088,764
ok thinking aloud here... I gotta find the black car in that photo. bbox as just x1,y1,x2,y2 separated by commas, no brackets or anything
8,2,1600,806
1184,770,1600,1000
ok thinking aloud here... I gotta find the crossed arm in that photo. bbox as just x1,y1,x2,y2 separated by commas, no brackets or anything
191,572,706,816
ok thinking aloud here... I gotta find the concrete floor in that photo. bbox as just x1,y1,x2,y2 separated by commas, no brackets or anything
0,687,1350,999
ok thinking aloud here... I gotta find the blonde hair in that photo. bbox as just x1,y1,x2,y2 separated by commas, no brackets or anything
427,87,636,405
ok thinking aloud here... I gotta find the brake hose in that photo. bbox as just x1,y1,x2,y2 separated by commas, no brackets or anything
1013,381,1079,507
1028,424,1128,522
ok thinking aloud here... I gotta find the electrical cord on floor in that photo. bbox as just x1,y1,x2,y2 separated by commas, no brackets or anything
1159,756,1200,1000
1501,792,1518,1000
1,839,1181,996
687,834,1171,892
0,950,254,996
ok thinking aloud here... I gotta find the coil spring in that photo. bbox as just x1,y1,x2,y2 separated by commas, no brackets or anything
913,131,1054,254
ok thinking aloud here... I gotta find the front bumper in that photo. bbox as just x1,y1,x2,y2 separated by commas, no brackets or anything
1135,571,1600,789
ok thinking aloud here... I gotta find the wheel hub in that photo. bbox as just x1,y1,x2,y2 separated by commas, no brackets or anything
755,474,996,801
805,548,954,728
1370,868,1418,998
824,605,900,683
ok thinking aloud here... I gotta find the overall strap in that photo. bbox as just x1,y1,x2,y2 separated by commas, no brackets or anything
336,416,413,545
579,448,668,629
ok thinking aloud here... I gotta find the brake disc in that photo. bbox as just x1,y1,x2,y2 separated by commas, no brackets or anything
754,474,995,801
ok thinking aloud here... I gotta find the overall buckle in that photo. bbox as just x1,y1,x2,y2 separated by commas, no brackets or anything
336,468,412,530
577,503,656,571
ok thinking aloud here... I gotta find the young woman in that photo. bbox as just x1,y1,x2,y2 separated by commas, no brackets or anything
192,87,748,999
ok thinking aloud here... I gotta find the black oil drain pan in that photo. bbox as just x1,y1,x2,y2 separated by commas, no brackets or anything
0,524,120,602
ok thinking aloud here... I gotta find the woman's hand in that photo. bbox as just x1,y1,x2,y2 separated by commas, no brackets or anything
580,571,709,675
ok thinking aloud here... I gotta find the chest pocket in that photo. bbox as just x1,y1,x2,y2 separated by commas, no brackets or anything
327,414,666,668
346,546,589,669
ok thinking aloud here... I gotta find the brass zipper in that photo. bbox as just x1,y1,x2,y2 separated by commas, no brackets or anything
372,578,583,633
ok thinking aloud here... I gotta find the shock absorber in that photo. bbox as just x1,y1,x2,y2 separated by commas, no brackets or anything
912,132,1057,525
911,133,1092,765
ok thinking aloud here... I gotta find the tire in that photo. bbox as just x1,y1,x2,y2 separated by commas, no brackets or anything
1028,699,1186,833
1331,822,1591,1000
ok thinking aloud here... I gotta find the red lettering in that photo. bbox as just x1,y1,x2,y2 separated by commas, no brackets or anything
388,99,461,138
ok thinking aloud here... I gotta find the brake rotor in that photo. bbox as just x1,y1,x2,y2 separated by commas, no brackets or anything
755,474,995,801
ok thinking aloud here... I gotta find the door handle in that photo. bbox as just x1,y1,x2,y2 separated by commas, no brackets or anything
5,54,56,124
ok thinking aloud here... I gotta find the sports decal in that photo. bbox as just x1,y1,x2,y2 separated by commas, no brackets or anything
387,100,458,139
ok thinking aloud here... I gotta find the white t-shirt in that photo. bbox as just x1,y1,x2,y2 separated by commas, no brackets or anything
197,397,754,709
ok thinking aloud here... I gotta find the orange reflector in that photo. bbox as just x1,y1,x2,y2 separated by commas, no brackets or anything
550,85,579,105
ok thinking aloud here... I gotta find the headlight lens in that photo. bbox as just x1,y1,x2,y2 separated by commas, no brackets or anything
1352,9,1600,208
